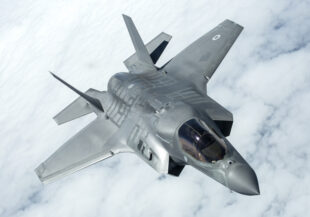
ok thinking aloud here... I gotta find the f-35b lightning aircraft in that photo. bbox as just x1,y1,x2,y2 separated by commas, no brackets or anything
35,15,260,196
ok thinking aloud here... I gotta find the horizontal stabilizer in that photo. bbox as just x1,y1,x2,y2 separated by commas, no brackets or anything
53,89,101,125
35,118,130,183
50,72,104,112
124,32,172,71
123,14,156,72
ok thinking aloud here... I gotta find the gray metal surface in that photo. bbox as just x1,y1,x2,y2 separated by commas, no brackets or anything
35,15,259,196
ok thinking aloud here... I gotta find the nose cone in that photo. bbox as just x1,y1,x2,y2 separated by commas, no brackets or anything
227,164,260,195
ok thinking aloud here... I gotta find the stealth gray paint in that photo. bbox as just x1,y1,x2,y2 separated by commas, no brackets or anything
35,15,259,196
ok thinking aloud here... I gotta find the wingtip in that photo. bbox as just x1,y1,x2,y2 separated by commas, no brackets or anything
35,164,45,183
222,19,244,31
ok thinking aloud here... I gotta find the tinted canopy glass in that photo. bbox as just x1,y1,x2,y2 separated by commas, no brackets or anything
178,119,226,163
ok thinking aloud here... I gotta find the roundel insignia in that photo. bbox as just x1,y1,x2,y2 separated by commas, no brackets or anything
212,34,221,40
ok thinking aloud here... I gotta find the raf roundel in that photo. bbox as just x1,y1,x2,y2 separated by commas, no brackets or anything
212,34,221,40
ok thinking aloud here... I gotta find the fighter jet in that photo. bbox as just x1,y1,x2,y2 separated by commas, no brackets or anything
35,15,260,196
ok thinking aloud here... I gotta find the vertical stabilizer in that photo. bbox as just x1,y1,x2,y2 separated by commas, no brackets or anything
122,14,156,71
50,72,104,112
124,32,172,72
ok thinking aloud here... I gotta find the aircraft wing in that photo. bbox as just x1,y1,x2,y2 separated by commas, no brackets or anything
35,118,130,183
164,20,243,88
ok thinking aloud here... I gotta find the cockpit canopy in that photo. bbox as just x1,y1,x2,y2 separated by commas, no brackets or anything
178,119,227,163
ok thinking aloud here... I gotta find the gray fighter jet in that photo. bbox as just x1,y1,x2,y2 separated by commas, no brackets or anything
35,15,260,196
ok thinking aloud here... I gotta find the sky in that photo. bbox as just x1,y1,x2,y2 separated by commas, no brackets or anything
0,0,310,216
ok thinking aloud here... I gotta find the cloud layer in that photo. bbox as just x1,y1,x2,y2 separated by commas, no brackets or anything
1,0,310,216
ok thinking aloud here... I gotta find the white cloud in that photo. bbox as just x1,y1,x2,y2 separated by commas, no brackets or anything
1,0,310,216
